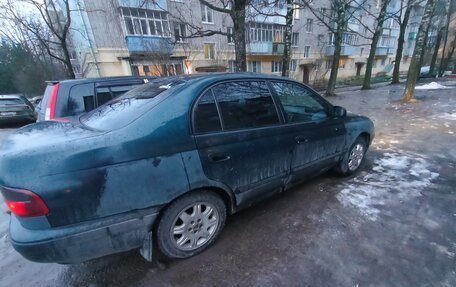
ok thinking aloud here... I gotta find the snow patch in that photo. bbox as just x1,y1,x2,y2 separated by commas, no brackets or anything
439,112,456,121
415,82,451,90
337,152,438,221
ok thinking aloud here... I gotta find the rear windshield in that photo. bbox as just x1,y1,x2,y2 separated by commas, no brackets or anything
0,98,23,106
80,78,185,131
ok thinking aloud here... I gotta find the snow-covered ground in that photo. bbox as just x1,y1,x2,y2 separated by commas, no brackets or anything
415,82,451,90
337,150,439,221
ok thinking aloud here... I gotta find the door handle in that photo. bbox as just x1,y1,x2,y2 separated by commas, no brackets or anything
208,153,231,162
295,136,308,144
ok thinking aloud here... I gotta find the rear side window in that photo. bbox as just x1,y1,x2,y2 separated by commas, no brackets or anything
96,87,112,106
96,85,139,107
211,81,279,131
194,90,221,133
67,83,94,115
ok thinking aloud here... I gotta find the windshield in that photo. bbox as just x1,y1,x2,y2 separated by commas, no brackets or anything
0,98,23,106
80,78,185,131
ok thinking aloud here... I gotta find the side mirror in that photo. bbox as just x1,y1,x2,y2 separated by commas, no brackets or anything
333,106,347,118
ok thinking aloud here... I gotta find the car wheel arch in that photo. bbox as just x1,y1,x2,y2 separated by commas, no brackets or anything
358,132,371,147
153,186,236,231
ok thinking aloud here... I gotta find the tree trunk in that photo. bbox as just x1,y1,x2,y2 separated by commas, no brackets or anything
440,32,456,74
362,0,391,89
417,8,436,80
403,0,436,102
429,27,444,76
392,1,412,84
61,42,76,79
232,0,247,72
326,4,345,97
439,0,454,76
282,0,294,77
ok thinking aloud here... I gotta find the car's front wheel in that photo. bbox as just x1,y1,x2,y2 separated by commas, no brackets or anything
156,191,226,259
335,136,367,176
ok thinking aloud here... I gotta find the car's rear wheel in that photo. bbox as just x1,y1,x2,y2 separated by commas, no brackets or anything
335,136,367,176
156,191,226,259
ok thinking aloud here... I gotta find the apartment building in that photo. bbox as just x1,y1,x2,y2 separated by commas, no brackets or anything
65,0,422,84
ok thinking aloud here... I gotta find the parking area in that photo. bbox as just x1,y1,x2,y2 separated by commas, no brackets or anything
0,83,455,287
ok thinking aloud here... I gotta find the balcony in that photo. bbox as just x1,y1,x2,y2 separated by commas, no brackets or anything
325,45,359,56
119,0,167,10
375,47,394,56
125,35,173,55
247,42,285,55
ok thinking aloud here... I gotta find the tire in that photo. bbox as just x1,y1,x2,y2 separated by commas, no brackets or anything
156,191,226,259
334,136,367,176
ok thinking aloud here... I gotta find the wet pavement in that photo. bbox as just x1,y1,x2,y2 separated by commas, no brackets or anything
0,83,455,287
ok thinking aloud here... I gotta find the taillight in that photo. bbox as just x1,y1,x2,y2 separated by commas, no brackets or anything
0,186,49,217
45,83,60,120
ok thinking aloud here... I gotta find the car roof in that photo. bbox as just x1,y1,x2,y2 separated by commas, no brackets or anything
153,72,288,85
45,76,156,86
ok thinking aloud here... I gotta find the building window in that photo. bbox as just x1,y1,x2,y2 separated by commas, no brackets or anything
326,60,332,70
271,61,282,73
360,47,364,56
339,58,347,69
248,61,261,73
292,32,299,46
122,8,170,37
303,46,311,58
248,23,286,43
320,8,327,17
317,34,324,47
173,23,186,42
291,60,297,72
381,58,386,66
228,60,235,72
201,4,214,24
204,43,215,59
227,27,234,44
305,19,313,33
293,5,300,19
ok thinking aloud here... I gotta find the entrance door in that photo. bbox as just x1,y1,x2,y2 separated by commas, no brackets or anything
356,63,363,76
302,66,310,84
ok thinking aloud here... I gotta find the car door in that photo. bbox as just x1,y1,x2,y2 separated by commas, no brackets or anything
193,80,295,208
269,81,346,187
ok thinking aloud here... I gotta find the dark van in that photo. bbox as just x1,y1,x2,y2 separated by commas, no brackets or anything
36,76,155,121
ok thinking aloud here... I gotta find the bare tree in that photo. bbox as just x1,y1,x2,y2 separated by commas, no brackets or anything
392,0,414,84
247,0,296,77
362,0,392,89
169,0,248,72
0,0,76,78
403,0,436,102
438,0,455,76
303,0,372,96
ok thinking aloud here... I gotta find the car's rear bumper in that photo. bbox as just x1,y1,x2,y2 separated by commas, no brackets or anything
9,209,159,264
